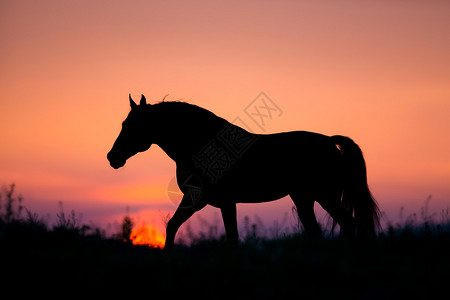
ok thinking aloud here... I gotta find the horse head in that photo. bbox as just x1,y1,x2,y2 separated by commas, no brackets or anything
107,94,153,169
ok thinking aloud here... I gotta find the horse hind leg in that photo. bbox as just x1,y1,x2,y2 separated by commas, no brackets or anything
290,194,322,237
318,194,355,239
220,203,239,245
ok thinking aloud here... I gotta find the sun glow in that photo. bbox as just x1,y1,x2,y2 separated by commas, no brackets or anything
130,224,166,248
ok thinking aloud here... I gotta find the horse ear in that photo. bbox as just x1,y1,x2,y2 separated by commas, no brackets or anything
129,94,137,109
140,94,148,106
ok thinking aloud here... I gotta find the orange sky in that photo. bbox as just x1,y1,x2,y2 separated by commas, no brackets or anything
1,1,449,231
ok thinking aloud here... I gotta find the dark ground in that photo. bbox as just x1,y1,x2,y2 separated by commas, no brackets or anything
2,218,449,299
1,185,449,299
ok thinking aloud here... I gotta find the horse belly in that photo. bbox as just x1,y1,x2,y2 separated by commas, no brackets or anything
211,178,290,204
214,152,292,204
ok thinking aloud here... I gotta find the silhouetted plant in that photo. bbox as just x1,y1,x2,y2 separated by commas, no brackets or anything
0,183,23,222
243,216,258,241
55,201,80,230
120,215,134,243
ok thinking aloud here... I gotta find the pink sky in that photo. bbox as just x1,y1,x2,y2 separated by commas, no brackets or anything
1,1,449,234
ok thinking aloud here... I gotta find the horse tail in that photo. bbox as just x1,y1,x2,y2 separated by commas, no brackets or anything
331,135,381,236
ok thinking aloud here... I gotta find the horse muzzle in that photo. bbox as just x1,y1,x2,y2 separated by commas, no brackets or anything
107,151,126,169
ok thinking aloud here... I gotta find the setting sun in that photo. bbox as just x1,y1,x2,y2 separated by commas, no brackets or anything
130,224,166,248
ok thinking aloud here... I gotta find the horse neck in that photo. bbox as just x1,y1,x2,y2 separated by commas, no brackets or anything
152,104,227,165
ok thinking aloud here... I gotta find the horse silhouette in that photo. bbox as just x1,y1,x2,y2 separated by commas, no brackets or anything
107,94,381,248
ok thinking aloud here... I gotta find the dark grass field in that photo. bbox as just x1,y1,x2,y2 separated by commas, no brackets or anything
1,185,449,299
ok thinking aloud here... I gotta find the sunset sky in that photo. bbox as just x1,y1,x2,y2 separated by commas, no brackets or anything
1,1,449,235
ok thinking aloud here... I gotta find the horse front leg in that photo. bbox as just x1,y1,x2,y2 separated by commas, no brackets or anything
165,196,205,249
220,203,239,245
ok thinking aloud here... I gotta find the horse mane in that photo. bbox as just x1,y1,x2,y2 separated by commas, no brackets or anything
151,100,230,139
153,101,226,123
